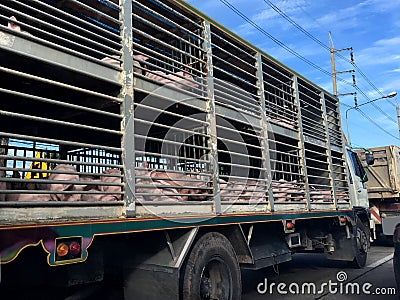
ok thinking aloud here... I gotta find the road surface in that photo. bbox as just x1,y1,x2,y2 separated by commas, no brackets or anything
242,245,397,299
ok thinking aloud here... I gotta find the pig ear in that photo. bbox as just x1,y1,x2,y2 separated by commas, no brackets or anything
8,16,20,31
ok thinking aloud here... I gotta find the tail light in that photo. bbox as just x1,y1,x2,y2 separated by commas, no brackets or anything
55,237,82,262
69,241,81,256
56,243,69,257
286,221,295,230
284,220,295,233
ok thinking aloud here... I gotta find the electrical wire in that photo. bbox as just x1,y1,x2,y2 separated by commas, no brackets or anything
219,0,399,139
261,0,398,123
352,86,397,124
262,0,329,50
219,0,367,96
218,0,331,77
223,0,382,105
340,103,352,108
355,108,400,141
341,100,399,142
263,0,397,112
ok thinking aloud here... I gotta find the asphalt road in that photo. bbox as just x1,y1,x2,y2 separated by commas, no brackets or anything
242,245,397,299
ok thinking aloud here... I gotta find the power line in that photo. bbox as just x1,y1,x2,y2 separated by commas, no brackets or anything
295,2,397,111
343,103,400,141
219,0,363,92
219,0,398,139
340,103,352,108
262,0,329,50
261,0,397,124
222,0,384,105
356,108,400,141
341,99,399,141
261,0,395,108
218,0,331,76
339,54,396,108
352,84,397,124
370,103,397,124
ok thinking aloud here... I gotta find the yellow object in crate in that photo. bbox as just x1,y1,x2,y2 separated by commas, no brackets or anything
25,152,49,179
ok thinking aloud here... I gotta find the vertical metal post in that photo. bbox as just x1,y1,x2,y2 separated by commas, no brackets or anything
121,0,135,214
0,138,8,177
397,104,400,138
293,76,311,210
329,32,338,97
330,46,337,96
336,97,352,207
203,21,221,214
256,53,274,212
321,92,338,210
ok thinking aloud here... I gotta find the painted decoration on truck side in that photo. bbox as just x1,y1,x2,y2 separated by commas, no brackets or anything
0,210,356,266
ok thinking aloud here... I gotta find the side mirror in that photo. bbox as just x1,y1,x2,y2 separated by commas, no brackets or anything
365,152,374,166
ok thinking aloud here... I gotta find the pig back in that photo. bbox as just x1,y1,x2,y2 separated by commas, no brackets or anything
98,169,122,201
48,164,80,201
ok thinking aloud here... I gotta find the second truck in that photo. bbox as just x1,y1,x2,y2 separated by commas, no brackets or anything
357,145,400,241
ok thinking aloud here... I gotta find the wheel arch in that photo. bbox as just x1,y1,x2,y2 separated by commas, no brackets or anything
180,229,243,300
353,206,370,228
196,224,253,265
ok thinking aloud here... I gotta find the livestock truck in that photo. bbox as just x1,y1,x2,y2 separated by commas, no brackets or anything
0,0,372,299
357,145,400,241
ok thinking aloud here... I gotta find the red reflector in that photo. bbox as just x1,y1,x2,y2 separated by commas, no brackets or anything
286,222,294,230
69,241,81,256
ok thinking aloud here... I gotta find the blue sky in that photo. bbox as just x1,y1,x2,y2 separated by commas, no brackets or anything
185,0,400,149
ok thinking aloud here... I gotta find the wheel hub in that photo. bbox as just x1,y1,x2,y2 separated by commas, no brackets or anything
200,258,233,300
200,276,211,299
357,228,368,253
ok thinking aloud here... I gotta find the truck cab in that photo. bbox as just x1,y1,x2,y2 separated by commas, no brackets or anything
346,147,375,239
346,148,370,208
356,145,400,241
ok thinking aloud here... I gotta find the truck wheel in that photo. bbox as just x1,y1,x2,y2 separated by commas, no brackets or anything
181,232,241,300
352,218,369,268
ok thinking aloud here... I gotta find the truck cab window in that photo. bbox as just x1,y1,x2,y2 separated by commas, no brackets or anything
348,150,367,182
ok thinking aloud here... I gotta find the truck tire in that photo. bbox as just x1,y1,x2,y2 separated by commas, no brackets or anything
181,232,241,300
393,224,400,293
352,218,369,268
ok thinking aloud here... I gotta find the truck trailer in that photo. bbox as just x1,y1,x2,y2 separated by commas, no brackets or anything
0,0,371,299
357,145,400,240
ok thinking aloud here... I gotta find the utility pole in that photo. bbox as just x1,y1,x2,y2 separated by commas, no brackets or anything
329,32,337,96
397,103,400,138
328,32,356,101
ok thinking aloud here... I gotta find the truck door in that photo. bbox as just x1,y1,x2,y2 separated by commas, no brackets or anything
347,149,369,208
